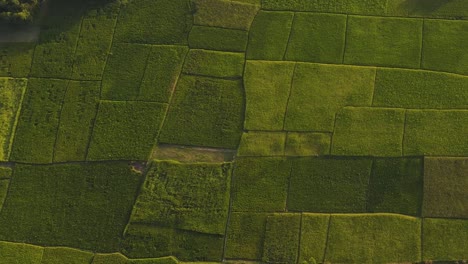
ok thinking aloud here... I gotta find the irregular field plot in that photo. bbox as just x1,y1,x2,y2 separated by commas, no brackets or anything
41,247,94,264
0,241,43,264
262,213,301,264
299,213,330,264
238,131,286,156
182,49,245,78
188,26,249,52
285,132,331,156
423,218,468,260
0,43,34,77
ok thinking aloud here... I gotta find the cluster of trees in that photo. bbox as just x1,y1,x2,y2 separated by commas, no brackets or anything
0,0,42,23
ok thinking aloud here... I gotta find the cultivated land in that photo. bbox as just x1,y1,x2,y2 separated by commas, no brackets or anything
0,0,467,263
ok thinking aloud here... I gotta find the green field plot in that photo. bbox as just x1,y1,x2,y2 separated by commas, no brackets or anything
285,132,331,156
325,214,421,263
422,19,468,75
10,78,67,163
182,49,245,78
102,44,188,102
0,43,34,77
332,107,406,156
262,213,301,264
231,157,291,212
423,218,468,261
188,26,249,52
238,132,286,156
298,214,330,264
246,11,294,60
87,101,167,161
54,81,100,162
403,110,468,156
123,224,224,261
244,61,295,130
0,78,26,161
284,63,375,132
114,0,192,44
423,157,468,218
262,0,387,15
285,13,347,64
288,157,372,212
367,158,423,216
93,253,128,264
129,160,231,235
41,247,94,264
0,179,9,211
225,212,269,260
0,162,142,252
344,16,423,68
373,68,468,109
192,0,259,30
0,241,44,264
159,75,243,149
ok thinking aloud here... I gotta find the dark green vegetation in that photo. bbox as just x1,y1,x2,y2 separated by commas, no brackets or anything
0,0,467,262
0,0,42,23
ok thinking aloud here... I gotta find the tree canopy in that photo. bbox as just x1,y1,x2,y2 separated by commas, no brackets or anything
0,0,42,23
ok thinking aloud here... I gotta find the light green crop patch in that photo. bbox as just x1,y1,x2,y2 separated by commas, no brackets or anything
246,11,294,60
225,212,270,260
54,81,100,162
93,253,128,264
244,61,295,130
188,26,249,52
423,157,468,218
87,101,167,161
368,158,423,216
0,241,44,264
231,157,291,212
284,63,375,132
285,12,347,64
122,224,224,261
182,49,245,78
159,75,244,149
0,78,26,161
129,160,232,235
238,132,286,156
423,218,468,261
10,78,67,164
299,214,330,264
325,214,421,263
262,0,387,15
403,110,468,156
288,157,372,213
373,68,468,109
0,162,142,252
0,43,34,77
114,0,192,44
41,247,94,264
332,107,406,157
192,0,259,30
262,213,301,264
285,132,331,156
422,19,468,75
344,16,423,68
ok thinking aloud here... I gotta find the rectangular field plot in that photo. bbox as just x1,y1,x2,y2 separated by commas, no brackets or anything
299,214,330,264
10,78,68,164
0,162,142,252
262,0,387,15
423,218,468,260
373,68,468,109
182,49,245,78
238,131,286,156
129,160,232,235
159,75,244,149
288,157,372,213
344,16,423,68
87,101,167,161
0,43,34,77
0,78,26,161
114,0,192,44
93,253,128,264
192,0,259,30
244,61,295,130
188,26,249,52
231,157,291,212
246,11,294,60
403,110,468,156
325,214,421,263
422,19,468,75
285,132,331,156
331,107,406,157
262,213,301,264
41,247,94,264
285,12,347,64
284,63,375,132
0,241,44,264
54,81,100,162
423,158,468,218
368,158,423,216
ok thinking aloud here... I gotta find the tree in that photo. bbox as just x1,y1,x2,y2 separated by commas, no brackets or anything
0,0,42,23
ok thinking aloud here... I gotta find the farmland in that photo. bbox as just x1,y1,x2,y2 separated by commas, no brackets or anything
0,0,467,263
